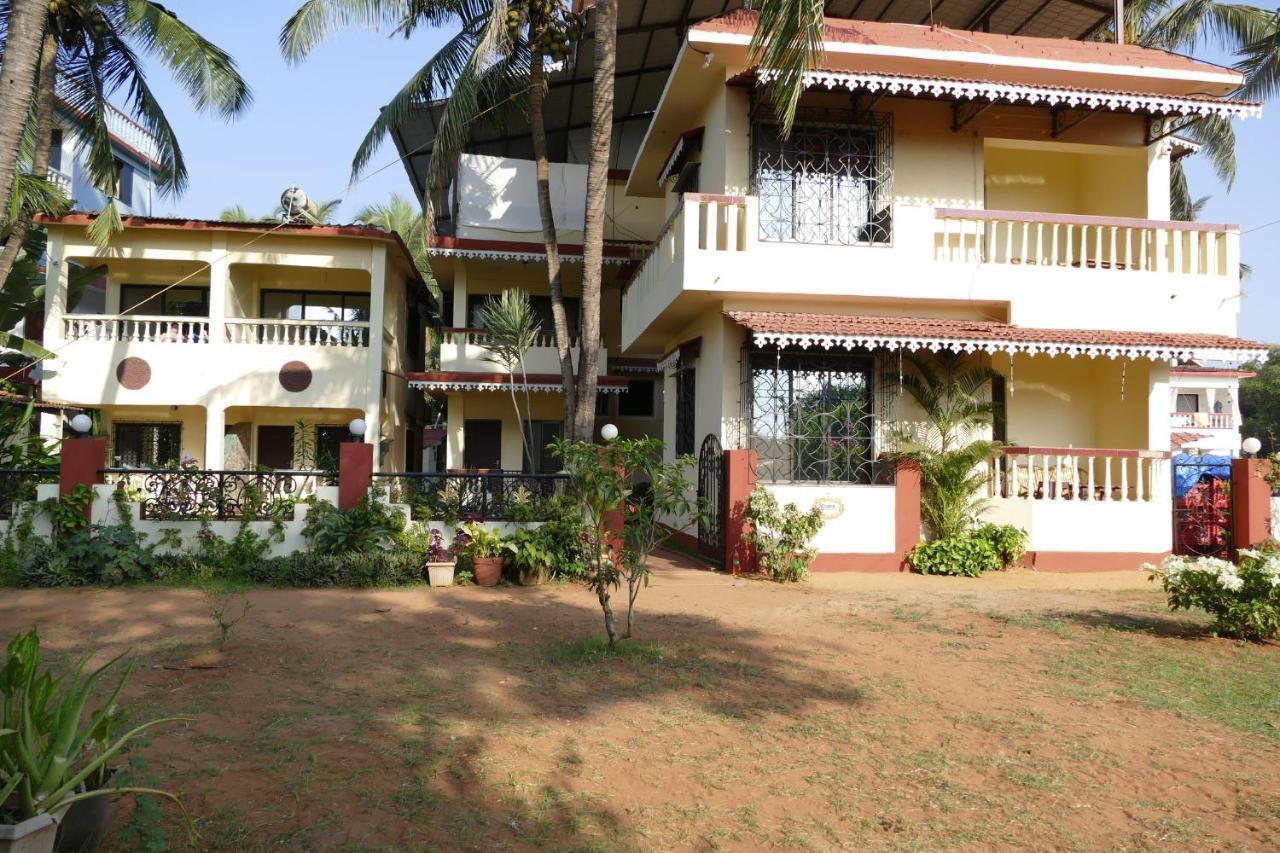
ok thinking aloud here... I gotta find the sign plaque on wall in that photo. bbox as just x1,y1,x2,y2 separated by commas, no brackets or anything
812,496,845,520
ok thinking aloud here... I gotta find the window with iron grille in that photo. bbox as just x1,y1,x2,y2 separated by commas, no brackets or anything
745,348,879,484
675,367,696,456
113,422,181,467
752,113,892,246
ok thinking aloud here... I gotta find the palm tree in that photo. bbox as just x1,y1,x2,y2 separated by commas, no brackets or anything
474,288,538,469
0,0,49,234
0,0,252,288
574,0,616,441
353,193,427,275
271,196,341,223
890,352,1000,540
215,205,274,223
280,1,589,432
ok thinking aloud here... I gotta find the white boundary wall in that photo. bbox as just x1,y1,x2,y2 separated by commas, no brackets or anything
985,498,1172,553
764,484,896,553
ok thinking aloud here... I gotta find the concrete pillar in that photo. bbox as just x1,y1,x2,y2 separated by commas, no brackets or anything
1232,459,1274,553
452,259,468,327
1147,361,1171,451
446,393,464,471
60,437,107,521
724,449,757,573
366,246,387,471
205,404,225,469
894,459,923,565
339,441,374,510
208,234,228,345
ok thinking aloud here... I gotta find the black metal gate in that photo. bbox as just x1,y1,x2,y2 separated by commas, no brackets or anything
697,434,724,563
1172,456,1234,558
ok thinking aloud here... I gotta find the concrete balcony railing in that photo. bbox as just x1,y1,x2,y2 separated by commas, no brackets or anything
438,327,607,376
224,318,370,348
47,167,71,195
934,209,1239,277
988,447,1171,503
1170,411,1233,430
63,314,210,344
620,193,1240,351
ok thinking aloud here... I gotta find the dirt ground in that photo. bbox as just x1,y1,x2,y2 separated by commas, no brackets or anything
3,556,1279,851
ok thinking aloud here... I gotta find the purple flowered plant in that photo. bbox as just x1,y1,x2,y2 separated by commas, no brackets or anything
425,528,456,562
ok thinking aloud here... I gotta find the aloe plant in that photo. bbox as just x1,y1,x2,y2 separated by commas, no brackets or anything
0,629,187,824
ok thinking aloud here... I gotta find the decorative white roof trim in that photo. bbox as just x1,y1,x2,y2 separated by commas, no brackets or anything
757,69,1263,120
427,246,631,265
409,379,629,394
656,350,681,372
657,136,688,187
747,331,1266,364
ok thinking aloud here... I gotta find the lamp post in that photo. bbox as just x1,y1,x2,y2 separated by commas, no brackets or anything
1242,436,1261,458
69,413,93,435
348,418,367,442
600,423,619,442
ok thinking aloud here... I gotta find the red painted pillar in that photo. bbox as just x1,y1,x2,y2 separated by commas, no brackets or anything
59,437,106,521
724,449,758,573
1231,459,1274,553
894,459,922,570
338,441,374,510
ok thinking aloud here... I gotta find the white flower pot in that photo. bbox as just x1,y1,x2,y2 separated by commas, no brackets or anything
0,812,59,853
427,561,455,587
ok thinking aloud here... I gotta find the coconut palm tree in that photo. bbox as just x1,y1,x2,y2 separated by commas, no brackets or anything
0,0,252,288
280,1,591,432
215,205,274,223
751,1,1280,219
353,193,427,275
0,0,49,232
474,288,539,468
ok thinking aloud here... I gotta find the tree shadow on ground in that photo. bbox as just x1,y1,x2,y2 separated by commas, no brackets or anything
1043,607,1209,639
0,581,870,850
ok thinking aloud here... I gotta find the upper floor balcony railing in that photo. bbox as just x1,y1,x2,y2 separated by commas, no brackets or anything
1170,411,1233,430
439,326,606,375
934,209,1237,277
47,167,71,195
621,193,1241,351
60,314,371,348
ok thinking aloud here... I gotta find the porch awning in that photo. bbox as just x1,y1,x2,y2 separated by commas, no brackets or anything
406,372,631,394
724,311,1272,363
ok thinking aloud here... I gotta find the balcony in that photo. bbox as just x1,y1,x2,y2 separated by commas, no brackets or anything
63,315,209,343
1170,411,1233,430
225,318,370,347
438,327,607,376
621,194,1240,351
47,167,71,195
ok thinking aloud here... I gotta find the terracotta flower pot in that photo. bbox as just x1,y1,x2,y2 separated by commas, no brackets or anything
518,564,549,586
426,561,455,587
472,556,503,587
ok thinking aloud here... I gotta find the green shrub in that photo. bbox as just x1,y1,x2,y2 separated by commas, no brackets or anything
246,551,423,588
19,492,158,587
910,534,1001,577
504,517,588,581
1148,549,1280,641
301,496,406,555
974,523,1028,567
741,487,824,583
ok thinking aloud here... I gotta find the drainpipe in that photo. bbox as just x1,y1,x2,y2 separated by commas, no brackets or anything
1114,0,1125,44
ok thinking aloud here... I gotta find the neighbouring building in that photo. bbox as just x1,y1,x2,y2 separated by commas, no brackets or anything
387,3,1270,570
50,80,159,217
38,215,437,474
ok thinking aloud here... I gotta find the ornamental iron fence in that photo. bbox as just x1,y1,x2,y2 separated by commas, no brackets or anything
100,468,324,521
373,471,569,522
0,468,58,520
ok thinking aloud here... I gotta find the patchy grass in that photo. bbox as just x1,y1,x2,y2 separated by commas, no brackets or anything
545,636,666,665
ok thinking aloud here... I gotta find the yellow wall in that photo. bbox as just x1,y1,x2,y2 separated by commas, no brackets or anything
444,392,569,470
984,140,1148,218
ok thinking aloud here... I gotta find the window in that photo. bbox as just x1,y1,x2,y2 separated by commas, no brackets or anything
618,379,655,418
467,294,579,333
596,392,611,417
113,158,134,205
753,114,892,246
261,290,369,322
49,129,62,172
992,376,1008,444
113,422,181,467
745,349,877,483
315,426,347,471
120,285,209,317
1176,393,1200,413
525,421,563,473
675,367,696,456
463,420,502,470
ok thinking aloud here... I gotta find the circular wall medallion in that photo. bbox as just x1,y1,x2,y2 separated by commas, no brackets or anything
115,357,151,390
279,360,313,393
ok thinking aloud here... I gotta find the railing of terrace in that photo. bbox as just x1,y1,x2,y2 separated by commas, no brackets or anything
63,315,210,343
372,471,569,521
224,319,370,347
1170,412,1233,429
0,468,58,520
101,468,327,520
987,448,1170,503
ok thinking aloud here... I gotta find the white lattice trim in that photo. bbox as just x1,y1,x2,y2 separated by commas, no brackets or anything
757,69,1262,120
427,246,632,265
408,379,629,393
655,350,681,372
747,331,1267,364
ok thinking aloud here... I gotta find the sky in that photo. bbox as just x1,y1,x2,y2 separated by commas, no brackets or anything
140,2,1277,341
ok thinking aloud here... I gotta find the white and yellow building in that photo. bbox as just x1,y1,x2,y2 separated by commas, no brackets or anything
38,215,436,473
391,5,1270,568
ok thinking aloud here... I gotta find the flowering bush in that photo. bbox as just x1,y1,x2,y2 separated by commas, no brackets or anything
1147,548,1280,641
424,528,455,563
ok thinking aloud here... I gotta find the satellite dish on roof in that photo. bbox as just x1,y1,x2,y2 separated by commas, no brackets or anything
280,186,315,224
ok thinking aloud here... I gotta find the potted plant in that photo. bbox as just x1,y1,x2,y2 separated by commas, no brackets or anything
1,629,187,853
456,522,504,587
424,528,456,588
504,526,553,586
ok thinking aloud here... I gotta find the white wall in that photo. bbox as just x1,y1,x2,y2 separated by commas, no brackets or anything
985,498,1172,553
765,484,897,553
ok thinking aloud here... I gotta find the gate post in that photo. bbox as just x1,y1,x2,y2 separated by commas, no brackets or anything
724,449,757,573
60,437,107,522
1231,458,1274,553
339,441,374,510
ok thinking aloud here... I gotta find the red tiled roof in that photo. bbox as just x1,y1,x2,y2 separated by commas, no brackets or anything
724,311,1271,358
406,372,630,389
693,9,1234,78
1170,431,1210,448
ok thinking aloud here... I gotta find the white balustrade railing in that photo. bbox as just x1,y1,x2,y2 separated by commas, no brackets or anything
224,318,370,347
62,314,209,343
46,167,71,195
625,193,752,310
935,209,1237,277
988,447,1170,503
1170,412,1233,429
441,327,574,349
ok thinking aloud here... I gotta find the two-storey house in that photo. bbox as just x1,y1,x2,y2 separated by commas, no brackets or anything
50,82,159,217
394,5,1270,570
38,215,436,473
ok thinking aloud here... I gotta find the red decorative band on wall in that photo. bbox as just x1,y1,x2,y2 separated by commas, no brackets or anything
1024,551,1169,572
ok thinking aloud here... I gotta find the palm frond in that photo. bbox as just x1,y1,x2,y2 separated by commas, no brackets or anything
86,198,124,249
280,0,420,62
749,0,826,135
